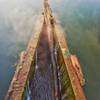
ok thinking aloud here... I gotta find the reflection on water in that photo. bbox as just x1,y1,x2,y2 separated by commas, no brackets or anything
0,0,100,99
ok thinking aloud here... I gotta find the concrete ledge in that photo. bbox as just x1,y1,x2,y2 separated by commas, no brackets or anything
54,24,86,100
5,19,43,100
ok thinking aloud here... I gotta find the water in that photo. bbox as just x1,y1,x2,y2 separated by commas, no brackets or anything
49,0,100,100
0,0,42,99
0,0,100,100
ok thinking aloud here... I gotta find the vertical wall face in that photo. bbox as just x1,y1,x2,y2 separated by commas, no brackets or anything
53,23,86,100
24,56,35,100
58,50,76,100
53,32,76,100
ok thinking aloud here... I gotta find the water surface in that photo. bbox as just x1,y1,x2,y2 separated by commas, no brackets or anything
0,0,100,100
0,0,42,99
50,0,100,100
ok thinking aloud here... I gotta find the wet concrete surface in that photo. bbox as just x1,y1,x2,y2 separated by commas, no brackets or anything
30,23,55,100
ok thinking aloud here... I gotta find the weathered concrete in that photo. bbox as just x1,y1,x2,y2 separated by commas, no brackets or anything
5,18,43,100
54,24,86,100
30,22,55,100
5,0,86,100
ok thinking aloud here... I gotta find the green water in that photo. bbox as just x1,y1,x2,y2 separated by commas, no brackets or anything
0,0,100,99
50,0,100,100
0,0,42,99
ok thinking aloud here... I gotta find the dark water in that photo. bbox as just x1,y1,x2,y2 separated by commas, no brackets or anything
0,0,100,100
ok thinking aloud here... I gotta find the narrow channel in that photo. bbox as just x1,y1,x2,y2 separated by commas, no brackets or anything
29,22,55,100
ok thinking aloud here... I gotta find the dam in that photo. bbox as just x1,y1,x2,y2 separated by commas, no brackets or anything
5,0,86,100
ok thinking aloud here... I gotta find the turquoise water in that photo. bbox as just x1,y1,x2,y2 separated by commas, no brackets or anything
0,0,100,99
